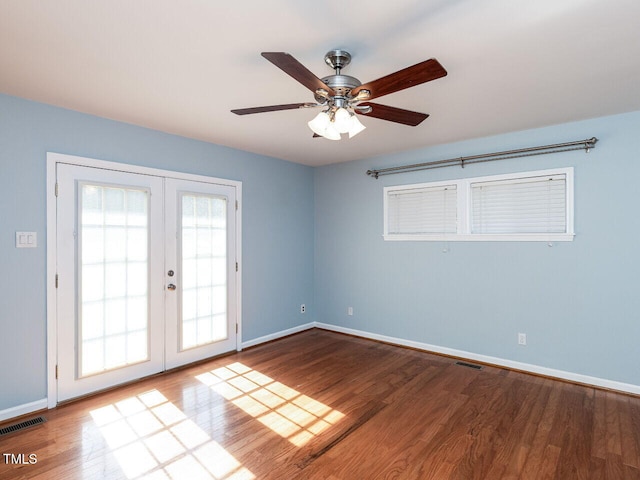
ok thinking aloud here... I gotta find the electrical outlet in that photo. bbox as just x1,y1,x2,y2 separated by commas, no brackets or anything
300,304,306,314
518,333,527,346
347,307,353,316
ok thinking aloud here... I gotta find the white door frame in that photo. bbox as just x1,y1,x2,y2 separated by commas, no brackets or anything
46,152,243,408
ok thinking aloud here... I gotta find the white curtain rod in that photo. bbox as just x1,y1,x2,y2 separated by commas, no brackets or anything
366,137,598,179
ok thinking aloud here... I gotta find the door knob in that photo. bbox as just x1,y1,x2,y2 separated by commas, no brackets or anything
167,284,177,291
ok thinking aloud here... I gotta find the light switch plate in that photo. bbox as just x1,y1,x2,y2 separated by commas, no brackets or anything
16,231,37,248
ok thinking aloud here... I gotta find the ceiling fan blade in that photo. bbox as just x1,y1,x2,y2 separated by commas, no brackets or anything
352,58,447,101
261,52,336,96
231,103,317,115
357,103,429,126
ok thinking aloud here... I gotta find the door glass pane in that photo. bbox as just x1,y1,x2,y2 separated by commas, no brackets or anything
181,193,227,350
80,184,150,377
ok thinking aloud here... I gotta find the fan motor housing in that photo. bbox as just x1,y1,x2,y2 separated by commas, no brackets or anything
322,74,361,92
316,74,362,104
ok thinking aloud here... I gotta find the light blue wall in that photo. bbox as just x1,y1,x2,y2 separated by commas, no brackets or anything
0,94,315,411
314,111,640,387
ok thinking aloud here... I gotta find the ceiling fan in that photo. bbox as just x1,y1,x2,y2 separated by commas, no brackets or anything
231,49,447,140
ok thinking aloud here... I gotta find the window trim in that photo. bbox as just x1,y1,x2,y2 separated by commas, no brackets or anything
383,167,574,242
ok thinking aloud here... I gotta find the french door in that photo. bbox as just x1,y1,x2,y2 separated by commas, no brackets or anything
164,178,237,369
55,163,238,402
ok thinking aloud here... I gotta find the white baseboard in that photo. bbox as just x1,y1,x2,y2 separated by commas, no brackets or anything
0,398,48,423
314,322,640,396
241,322,315,349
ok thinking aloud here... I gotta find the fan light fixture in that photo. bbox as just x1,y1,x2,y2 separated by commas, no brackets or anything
308,107,366,140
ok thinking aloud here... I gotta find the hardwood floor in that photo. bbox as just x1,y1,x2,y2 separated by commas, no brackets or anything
1,329,639,479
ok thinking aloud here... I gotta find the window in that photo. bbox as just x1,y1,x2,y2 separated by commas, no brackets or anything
383,168,574,241
387,183,457,235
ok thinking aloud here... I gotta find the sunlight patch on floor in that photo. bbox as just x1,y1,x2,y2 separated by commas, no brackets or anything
90,389,254,479
195,362,345,447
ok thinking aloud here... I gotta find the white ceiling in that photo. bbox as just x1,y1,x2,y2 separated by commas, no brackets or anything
2,0,640,166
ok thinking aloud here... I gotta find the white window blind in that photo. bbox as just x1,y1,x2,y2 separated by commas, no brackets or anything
471,174,567,234
387,185,457,235
383,167,573,241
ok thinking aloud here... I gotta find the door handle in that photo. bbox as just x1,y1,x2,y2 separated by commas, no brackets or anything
167,284,177,291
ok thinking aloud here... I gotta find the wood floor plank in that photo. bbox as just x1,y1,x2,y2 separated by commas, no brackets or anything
553,384,595,480
519,379,563,478
593,389,609,460
1,329,639,480
606,391,624,456
606,452,626,479
631,399,640,467
483,377,546,478
589,456,607,480
621,397,640,469
538,444,561,479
